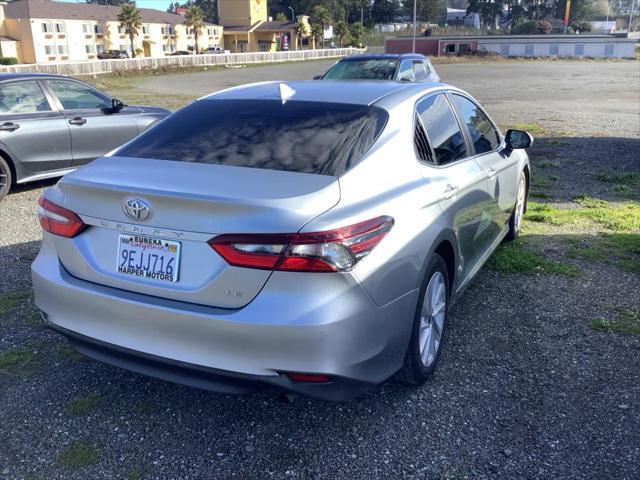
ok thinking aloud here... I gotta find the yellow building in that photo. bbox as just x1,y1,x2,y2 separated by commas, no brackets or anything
218,0,311,53
0,0,223,63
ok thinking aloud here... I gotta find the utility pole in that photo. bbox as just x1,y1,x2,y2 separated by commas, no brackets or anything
629,0,636,33
412,0,417,53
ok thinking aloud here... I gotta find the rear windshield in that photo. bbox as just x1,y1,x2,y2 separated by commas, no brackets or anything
322,59,398,80
118,99,388,176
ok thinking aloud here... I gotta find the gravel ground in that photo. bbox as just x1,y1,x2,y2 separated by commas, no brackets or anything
0,60,639,480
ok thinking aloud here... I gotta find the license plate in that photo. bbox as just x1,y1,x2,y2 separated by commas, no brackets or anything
116,234,181,283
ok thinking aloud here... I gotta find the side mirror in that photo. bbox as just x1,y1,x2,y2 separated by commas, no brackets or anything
505,129,533,150
313,75,322,80
111,98,125,113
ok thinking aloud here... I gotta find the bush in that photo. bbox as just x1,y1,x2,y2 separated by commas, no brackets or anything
570,21,591,33
0,57,18,65
511,21,537,35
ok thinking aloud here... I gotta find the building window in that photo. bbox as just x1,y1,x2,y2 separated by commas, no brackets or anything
82,23,92,34
44,45,56,55
258,41,271,52
94,24,103,34
97,45,105,54
118,25,126,34
163,44,176,53
208,27,217,36
142,25,150,35
85,44,96,54
119,44,129,52
162,26,175,35
57,45,68,55
55,23,65,33
42,22,53,33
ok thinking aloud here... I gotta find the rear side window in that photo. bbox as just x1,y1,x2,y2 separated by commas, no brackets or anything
0,81,51,114
451,94,500,154
397,60,414,81
118,99,388,176
416,94,466,165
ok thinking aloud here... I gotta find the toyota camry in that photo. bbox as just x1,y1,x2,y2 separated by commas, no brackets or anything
32,80,532,401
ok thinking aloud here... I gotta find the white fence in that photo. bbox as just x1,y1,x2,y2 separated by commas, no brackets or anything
0,48,365,76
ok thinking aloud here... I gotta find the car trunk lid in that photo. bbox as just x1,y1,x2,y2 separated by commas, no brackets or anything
48,156,340,308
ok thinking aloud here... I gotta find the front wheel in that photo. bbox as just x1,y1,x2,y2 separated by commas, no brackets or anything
396,254,449,385
505,171,527,241
0,156,12,202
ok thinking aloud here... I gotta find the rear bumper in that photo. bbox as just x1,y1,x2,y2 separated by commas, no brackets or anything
32,234,418,401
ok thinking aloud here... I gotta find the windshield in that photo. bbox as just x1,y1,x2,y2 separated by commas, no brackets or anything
322,59,398,80
117,99,388,177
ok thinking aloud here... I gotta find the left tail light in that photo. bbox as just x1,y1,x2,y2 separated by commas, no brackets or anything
37,196,87,238
209,216,394,273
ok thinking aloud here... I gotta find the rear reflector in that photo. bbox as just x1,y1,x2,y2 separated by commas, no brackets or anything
286,373,331,383
209,216,393,273
37,196,87,238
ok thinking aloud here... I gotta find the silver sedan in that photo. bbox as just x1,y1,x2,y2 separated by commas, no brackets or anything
32,80,532,401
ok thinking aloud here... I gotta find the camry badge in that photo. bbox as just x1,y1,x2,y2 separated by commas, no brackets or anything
123,198,151,221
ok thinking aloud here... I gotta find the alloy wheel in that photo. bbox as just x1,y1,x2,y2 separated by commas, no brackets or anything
419,271,446,368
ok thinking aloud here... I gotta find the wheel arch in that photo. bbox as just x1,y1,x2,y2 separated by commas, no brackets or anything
0,147,17,186
418,229,459,298
522,163,530,213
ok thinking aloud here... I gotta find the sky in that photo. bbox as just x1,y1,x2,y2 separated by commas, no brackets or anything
60,0,176,12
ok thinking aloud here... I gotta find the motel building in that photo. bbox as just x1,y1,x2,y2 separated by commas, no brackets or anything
0,0,223,64
219,0,311,53
0,0,313,64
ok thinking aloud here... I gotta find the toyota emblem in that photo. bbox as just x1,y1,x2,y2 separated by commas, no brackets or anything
123,198,151,221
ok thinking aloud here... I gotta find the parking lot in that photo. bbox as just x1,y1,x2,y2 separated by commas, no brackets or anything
1,59,639,479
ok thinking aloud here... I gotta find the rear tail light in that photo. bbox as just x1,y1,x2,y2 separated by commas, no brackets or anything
209,216,393,273
37,196,87,238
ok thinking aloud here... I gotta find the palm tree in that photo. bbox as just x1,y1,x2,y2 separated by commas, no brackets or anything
310,23,323,50
295,21,309,50
335,21,349,48
184,5,205,55
118,3,142,58
311,5,331,49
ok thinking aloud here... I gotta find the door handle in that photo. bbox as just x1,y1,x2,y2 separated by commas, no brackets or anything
68,117,87,125
443,184,459,199
0,122,20,132
487,167,497,179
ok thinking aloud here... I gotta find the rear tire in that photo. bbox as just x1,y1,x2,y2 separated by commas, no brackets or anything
396,254,450,386
505,171,526,242
0,156,12,202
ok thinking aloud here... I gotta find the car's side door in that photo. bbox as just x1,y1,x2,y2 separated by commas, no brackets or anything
43,79,139,166
0,79,72,173
449,93,518,238
414,92,491,284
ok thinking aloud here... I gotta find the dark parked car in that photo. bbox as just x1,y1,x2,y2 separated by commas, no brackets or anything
97,50,129,60
316,53,440,82
0,73,170,200
169,50,192,56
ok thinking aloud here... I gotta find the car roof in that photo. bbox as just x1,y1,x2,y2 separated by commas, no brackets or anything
0,73,68,82
205,80,447,107
338,53,426,62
